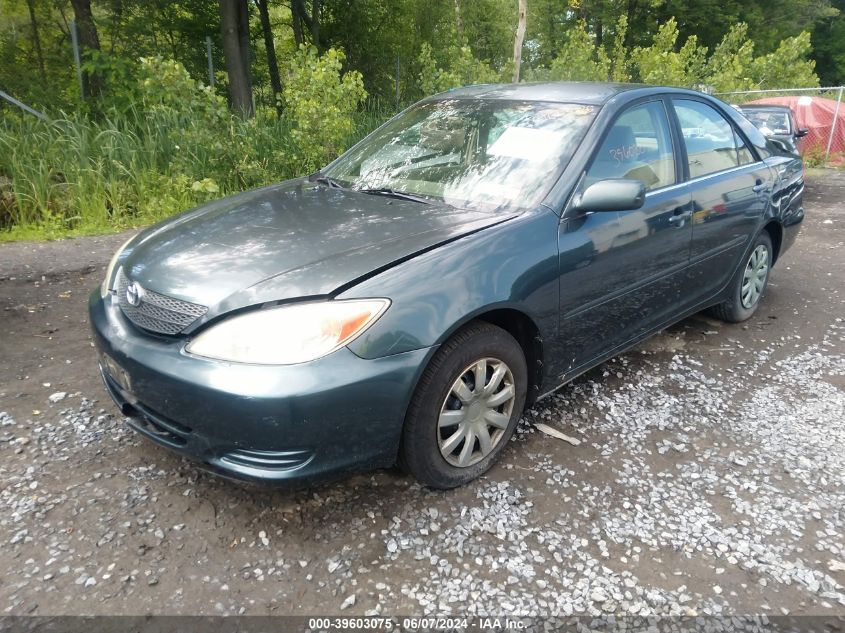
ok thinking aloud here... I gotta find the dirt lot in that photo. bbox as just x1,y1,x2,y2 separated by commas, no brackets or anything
0,173,844,619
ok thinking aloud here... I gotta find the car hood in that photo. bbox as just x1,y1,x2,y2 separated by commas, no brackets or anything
121,179,514,317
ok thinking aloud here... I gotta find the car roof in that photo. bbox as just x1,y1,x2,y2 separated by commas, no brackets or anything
738,104,792,112
424,81,703,105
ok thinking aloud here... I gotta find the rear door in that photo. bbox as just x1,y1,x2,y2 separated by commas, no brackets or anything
555,98,693,375
670,98,773,307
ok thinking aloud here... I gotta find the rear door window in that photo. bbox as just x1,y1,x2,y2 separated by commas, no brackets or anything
673,99,751,178
735,131,755,166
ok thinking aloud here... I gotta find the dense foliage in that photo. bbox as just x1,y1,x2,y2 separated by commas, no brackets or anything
0,54,380,239
282,45,367,169
0,0,840,239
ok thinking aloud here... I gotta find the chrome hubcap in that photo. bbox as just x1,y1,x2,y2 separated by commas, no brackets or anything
437,357,515,468
741,244,769,309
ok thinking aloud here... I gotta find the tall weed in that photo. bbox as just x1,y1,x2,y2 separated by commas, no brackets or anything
0,55,386,241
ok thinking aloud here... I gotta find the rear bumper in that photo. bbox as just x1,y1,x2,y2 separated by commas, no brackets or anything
89,290,431,484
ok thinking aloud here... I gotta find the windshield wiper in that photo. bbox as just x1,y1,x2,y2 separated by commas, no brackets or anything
310,173,345,189
355,187,432,205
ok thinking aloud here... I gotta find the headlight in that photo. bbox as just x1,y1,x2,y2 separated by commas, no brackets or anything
185,299,390,365
100,236,136,298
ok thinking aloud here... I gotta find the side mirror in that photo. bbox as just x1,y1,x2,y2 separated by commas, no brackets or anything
573,179,646,213
796,128,809,138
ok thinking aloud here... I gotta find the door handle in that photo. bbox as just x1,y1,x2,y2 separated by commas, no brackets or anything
752,180,770,193
668,207,692,226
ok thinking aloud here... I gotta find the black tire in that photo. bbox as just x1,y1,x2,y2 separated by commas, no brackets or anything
709,231,773,323
399,321,528,489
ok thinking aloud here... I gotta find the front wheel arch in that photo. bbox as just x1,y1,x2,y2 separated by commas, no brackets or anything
398,320,529,488
429,307,545,405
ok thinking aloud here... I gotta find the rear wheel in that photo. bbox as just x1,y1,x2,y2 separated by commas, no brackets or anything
709,231,773,323
399,321,527,489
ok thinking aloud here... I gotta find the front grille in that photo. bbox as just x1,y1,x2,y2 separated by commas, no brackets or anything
116,268,207,335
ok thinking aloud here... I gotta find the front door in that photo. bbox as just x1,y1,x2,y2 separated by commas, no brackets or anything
553,99,692,381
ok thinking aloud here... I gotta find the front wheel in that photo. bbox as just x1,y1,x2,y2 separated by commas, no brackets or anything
709,231,773,323
399,321,527,489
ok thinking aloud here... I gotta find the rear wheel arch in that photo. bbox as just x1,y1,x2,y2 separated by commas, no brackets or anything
762,220,783,265
709,230,773,323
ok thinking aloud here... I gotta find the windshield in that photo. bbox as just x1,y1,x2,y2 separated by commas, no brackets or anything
325,99,597,211
742,110,791,136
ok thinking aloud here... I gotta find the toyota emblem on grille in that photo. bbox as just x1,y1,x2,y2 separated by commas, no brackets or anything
125,282,145,307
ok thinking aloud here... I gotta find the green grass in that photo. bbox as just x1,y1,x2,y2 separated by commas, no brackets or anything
0,105,389,242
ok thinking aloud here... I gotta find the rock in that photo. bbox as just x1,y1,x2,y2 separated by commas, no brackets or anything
591,589,608,603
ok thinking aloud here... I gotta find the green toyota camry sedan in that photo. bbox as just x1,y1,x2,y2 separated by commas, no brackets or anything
90,82,804,489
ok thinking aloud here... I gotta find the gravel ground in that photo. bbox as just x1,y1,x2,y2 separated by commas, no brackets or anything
0,173,843,618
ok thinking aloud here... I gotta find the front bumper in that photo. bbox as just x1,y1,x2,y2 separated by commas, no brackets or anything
89,290,432,484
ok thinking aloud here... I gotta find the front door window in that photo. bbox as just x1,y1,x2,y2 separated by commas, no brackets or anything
585,101,676,192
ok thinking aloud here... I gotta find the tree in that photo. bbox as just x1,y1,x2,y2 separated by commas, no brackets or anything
96,0,222,87
608,15,630,81
545,21,609,81
25,0,46,81
526,0,567,65
631,18,708,87
454,0,464,40
512,0,527,82
418,42,500,94
749,32,819,89
460,0,513,69
70,0,104,99
291,0,320,49
811,0,845,85
282,46,366,168
0,0,831,115
649,0,835,53
255,0,283,114
219,0,253,116
704,23,755,91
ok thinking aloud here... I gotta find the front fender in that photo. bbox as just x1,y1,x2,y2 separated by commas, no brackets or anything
338,209,560,364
